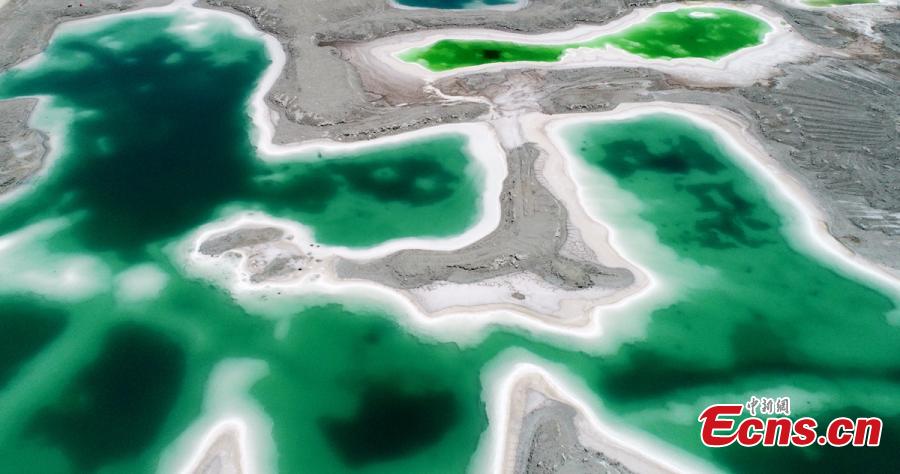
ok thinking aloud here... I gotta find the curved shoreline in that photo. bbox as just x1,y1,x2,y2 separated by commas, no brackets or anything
158,359,274,474
475,350,721,474
156,6,896,473
179,104,900,474
3,1,899,474
352,2,820,86
0,0,508,260
528,103,900,301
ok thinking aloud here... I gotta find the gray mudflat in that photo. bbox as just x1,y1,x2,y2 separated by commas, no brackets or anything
336,144,634,291
2,0,897,269
0,99,45,195
1,0,898,470
515,399,634,474
198,227,285,256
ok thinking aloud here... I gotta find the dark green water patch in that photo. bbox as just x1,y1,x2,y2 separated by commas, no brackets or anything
0,9,897,474
252,136,478,246
0,14,482,254
564,115,900,471
320,384,459,466
714,408,900,473
0,298,67,388
28,324,186,470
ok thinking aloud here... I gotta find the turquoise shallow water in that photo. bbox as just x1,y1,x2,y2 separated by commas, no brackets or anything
563,116,900,471
0,15,482,252
0,7,898,474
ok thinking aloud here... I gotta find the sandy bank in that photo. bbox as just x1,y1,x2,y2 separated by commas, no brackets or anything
181,100,900,352
158,359,273,474
2,2,898,473
0,99,45,198
476,350,720,474
522,103,900,305
3,0,898,273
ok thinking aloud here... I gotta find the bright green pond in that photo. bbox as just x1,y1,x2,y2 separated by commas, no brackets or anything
399,7,771,72
0,6,898,474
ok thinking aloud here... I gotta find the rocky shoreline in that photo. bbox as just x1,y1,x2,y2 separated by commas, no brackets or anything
2,0,896,270
1,0,898,472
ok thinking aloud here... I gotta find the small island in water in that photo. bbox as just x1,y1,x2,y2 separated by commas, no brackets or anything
0,0,897,473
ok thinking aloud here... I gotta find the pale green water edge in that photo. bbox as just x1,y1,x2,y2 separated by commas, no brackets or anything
400,7,771,72
0,8,898,474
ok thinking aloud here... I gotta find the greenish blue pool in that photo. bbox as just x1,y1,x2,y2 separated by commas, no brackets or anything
0,7,897,474
0,15,483,251
399,7,771,71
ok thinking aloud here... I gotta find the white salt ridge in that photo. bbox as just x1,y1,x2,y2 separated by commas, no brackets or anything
358,2,820,87
115,263,169,302
158,359,274,474
10,2,900,474
473,350,720,474
527,103,900,326
0,218,110,301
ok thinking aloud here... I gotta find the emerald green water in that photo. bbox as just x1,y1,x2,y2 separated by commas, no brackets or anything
0,7,898,474
399,7,771,72
0,16,481,252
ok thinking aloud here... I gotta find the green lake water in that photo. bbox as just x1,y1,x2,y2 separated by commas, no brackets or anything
0,7,898,474
399,7,771,72
0,15,482,251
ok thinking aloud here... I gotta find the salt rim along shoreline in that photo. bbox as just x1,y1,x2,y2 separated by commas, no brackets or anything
534,103,900,296
159,359,274,474
475,350,722,474
184,102,900,350
4,0,900,473
2,0,508,258
352,2,820,86
179,103,900,473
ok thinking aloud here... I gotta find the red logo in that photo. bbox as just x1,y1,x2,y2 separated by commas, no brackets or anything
698,398,881,448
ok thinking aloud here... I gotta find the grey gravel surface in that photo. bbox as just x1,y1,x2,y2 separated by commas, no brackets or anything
1,1,898,472
516,399,636,474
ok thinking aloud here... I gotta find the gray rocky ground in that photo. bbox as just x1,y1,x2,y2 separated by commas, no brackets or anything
1,0,898,472
0,98,45,195
516,398,635,474
198,227,285,255
336,143,634,291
